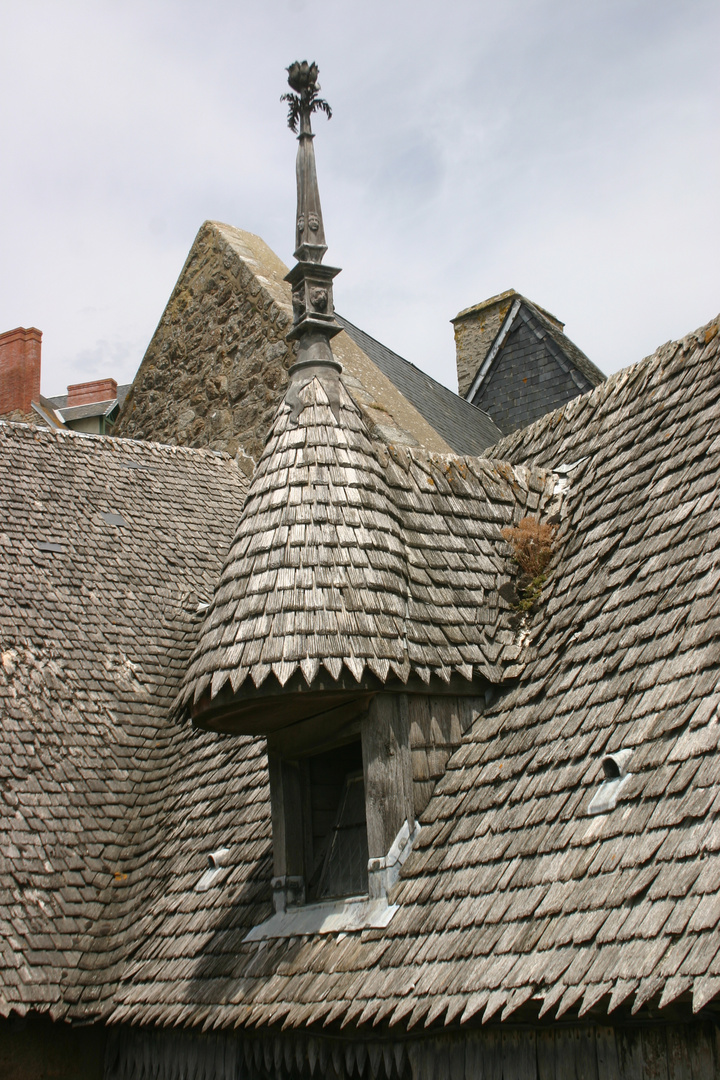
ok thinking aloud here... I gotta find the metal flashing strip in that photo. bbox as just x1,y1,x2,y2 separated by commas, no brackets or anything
100,511,129,528
32,397,66,430
244,896,398,942
465,298,522,403
368,818,421,900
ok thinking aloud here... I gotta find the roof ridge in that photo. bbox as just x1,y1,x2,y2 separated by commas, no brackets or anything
0,418,237,462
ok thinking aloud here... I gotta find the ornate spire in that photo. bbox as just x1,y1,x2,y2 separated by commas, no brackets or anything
282,61,342,370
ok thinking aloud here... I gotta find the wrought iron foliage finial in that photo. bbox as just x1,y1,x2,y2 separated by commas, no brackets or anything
281,60,332,134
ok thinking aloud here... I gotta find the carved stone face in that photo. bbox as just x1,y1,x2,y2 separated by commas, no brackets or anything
292,287,306,321
297,215,305,234
308,213,319,233
310,287,328,312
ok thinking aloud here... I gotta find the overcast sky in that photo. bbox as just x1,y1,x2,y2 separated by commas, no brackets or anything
1,0,718,396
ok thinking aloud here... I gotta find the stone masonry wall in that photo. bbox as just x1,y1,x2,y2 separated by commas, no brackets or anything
114,222,295,471
452,293,515,397
115,221,452,467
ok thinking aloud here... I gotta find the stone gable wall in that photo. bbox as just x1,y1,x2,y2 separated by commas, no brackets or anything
114,222,295,470
115,221,453,465
453,296,514,397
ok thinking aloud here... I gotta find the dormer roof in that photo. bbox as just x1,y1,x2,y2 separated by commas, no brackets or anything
180,362,554,729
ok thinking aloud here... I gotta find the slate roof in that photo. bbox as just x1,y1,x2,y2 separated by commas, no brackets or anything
337,315,502,454
462,296,606,436
0,422,248,1020
109,314,720,1031
179,364,550,711
524,300,605,390
46,384,132,413
457,291,605,402
55,398,119,423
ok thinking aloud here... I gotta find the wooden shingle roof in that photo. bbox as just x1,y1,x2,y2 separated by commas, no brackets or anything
109,314,720,1031
0,423,248,1021
1,311,719,1035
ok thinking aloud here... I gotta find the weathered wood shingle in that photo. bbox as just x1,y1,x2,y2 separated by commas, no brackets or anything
110,314,720,1032
2,311,719,1038
0,423,248,1021
180,367,551,708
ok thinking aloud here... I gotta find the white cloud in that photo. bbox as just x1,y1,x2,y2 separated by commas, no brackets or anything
0,0,717,395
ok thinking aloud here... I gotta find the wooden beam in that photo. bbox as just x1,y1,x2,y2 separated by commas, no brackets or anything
362,693,414,859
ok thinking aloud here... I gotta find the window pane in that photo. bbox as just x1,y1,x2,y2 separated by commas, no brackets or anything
317,772,369,900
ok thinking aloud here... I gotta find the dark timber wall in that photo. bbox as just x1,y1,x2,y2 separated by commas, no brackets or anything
101,1020,720,1079
471,307,595,435
0,1015,106,1080
2,1014,718,1078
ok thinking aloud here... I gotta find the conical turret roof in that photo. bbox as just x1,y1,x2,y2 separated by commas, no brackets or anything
179,363,554,721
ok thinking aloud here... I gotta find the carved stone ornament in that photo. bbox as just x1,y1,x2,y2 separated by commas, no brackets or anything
308,213,319,233
292,287,306,319
297,214,305,233
309,287,328,312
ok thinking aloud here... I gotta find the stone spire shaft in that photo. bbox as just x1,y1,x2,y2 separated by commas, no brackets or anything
282,61,342,370
294,118,327,263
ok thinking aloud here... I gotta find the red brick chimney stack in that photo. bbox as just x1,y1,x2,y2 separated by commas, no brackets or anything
0,327,42,415
66,378,118,407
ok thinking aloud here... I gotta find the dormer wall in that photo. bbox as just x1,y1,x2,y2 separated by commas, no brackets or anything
268,689,484,914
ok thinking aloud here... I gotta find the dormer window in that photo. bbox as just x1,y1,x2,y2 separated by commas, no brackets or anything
263,690,479,926
305,742,368,902
269,730,372,915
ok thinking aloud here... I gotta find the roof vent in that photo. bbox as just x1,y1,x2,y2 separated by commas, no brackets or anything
196,847,231,892
588,749,633,815
208,847,230,868
602,748,633,779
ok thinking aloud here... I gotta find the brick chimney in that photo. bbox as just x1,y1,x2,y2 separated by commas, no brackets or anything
66,378,118,407
0,327,42,416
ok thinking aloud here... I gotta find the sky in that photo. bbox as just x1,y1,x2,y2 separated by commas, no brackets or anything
1,0,718,397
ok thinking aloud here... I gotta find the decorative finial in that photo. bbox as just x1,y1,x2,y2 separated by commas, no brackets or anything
281,61,332,134
282,62,342,378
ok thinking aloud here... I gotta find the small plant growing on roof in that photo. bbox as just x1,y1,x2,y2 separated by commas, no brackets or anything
501,516,557,613
281,61,332,133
